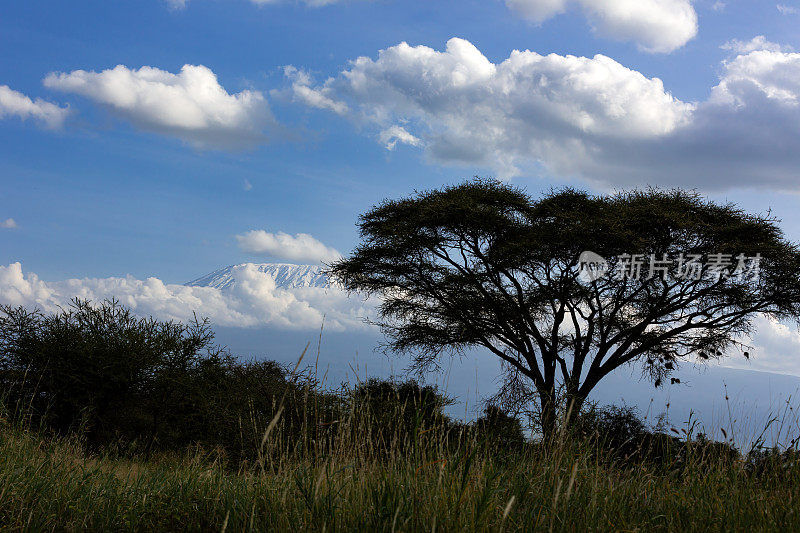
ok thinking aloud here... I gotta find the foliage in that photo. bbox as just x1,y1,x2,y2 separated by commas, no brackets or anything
348,378,453,454
4,299,799,531
572,405,648,458
329,179,800,437
474,405,526,451
0,299,513,464
0,299,339,462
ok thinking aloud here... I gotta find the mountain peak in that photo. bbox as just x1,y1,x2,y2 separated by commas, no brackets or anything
186,263,329,290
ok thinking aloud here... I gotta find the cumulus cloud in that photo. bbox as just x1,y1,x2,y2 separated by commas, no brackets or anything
44,64,278,148
506,0,698,53
0,218,17,229
721,36,789,54
285,37,800,190
379,125,421,150
2,261,797,373
777,4,800,15
0,85,69,129
283,66,349,115
0,262,370,331
722,315,800,377
236,231,342,264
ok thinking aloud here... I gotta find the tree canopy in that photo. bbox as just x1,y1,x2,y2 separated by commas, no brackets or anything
329,180,800,437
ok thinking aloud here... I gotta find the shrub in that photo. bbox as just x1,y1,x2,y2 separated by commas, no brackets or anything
0,299,338,462
474,405,526,450
572,405,648,458
348,378,453,453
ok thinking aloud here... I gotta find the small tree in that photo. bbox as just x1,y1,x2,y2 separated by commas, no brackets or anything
350,378,452,452
329,180,800,439
0,298,220,447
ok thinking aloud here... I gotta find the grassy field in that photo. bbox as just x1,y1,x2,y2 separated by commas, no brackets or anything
1,302,798,531
2,418,799,532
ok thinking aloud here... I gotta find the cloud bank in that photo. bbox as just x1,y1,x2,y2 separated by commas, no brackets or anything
0,85,69,129
506,0,698,53
0,262,369,332
2,261,799,375
44,64,278,148
236,231,342,264
287,36,800,191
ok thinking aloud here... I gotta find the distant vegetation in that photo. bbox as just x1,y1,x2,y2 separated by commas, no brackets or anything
1,300,799,530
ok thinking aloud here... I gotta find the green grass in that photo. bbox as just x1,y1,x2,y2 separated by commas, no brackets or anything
1,418,799,532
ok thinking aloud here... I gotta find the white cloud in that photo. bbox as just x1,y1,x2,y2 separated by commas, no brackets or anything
283,66,348,115
721,36,789,54
0,218,17,229
721,315,800,377
44,64,278,149
777,4,800,15
287,37,800,191
711,1,726,11
165,0,187,9
506,0,698,53
2,261,797,373
236,231,342,264
0,85,69,129
0,262,370,332
0,263,53,307
379,125,421,150
710,47,800,107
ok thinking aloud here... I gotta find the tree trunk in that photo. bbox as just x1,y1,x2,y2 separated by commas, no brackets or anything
538,390,557,443
564,392,586,431
538,389,586,442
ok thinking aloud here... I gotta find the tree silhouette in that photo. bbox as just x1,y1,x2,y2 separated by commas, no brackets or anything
329,180,800,439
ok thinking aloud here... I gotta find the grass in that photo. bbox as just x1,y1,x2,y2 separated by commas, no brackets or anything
1,414,799,532
4,299,798,530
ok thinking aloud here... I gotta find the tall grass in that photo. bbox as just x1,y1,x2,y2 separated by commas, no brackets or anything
1,392,799,532
2,301,798,531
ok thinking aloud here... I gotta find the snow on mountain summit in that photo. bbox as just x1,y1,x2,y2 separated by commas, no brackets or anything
186,263,330,290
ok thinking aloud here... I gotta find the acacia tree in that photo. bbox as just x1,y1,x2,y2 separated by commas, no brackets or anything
329,180,800,439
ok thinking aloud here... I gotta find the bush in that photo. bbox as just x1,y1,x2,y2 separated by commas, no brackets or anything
4,299,747,471
348,378,453,453
0,299,220,446
572,405,647,458
474,405,525,450
0,299,340,462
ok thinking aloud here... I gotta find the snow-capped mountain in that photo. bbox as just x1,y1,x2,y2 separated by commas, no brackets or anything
186,263,330,290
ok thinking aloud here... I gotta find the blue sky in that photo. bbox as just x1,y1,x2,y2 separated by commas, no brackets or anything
1,0,799,281
5,0,800,434
3,0,800,382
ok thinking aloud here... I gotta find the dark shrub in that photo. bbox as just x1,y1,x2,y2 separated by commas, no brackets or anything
573,405,648,458
0,299,221,447
349,378,452,452
745,446,800,479
474,405,525,450
0,299,339,463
